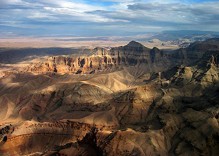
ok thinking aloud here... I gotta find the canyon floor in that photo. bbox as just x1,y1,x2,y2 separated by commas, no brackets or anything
0,39,219,156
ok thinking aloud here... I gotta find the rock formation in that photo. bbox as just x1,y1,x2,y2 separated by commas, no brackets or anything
25,41,171,74
0,39,219,156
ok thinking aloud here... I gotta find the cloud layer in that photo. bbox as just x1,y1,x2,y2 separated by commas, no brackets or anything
0,0,218,36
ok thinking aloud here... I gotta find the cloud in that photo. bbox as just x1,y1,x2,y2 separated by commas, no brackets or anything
0,0,218,36
127,2,219,24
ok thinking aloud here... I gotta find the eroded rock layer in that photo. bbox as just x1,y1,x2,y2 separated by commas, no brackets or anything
24,41,193,75
0,39,219,156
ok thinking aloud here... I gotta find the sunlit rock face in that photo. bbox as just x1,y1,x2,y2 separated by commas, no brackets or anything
0,39,219,156
26,39,219,76
26,41,172,74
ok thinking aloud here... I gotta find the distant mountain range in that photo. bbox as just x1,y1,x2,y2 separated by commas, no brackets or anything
1,30,219,42
149,30,219,41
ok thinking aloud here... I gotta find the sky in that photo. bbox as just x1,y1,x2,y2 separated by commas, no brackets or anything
0,0,219,37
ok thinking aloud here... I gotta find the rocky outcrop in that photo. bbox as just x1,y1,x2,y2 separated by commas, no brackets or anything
173,38,219,65
26,39,219,75
26,41,171,74
0,39,219,156
0,121,94,155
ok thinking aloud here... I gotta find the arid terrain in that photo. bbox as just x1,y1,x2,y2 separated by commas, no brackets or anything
0,37,181,49
0,38,219,156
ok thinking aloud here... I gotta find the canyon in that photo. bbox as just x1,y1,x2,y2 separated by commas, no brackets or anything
0,39,219,156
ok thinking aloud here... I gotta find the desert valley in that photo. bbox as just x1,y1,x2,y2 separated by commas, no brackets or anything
0,38,219,156
1,0,219,155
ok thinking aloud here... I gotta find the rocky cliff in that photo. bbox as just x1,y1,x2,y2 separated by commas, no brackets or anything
26,39,219,76
25,41,172,74
0,39,219,156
